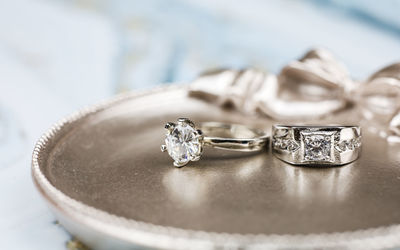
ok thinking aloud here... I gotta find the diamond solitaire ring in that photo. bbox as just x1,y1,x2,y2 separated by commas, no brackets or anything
272,125,361,166
161,118,269,167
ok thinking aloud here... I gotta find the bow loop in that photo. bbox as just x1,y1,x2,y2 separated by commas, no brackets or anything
189,49,400,140
357,63,400,139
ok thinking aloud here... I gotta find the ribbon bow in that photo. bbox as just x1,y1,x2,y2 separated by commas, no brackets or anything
189,48,400,141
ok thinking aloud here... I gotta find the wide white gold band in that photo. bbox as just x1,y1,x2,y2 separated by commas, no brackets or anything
272,125,361,166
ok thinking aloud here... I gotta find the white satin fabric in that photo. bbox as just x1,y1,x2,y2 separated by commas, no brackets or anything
189,49,400,140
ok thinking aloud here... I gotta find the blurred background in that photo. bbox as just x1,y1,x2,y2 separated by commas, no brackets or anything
1,0,400,249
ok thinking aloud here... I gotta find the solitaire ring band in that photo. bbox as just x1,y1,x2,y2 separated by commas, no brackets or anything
272,125,361,166
161,118,269,167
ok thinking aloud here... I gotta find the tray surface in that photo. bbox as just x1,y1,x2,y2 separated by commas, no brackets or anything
33,86,400,249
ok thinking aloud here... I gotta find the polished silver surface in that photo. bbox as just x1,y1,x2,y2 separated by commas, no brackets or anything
161,118,269,167
272,125,361,166
201,122,269,152
32,85,400,250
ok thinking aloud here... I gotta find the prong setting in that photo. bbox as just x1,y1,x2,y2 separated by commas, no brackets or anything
165,122,175,132
162,118,203,167
173,160,188,168
191,155,201,162
177,118,195,128
195,129,204,140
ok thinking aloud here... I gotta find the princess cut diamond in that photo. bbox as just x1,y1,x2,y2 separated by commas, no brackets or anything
302,132,332,162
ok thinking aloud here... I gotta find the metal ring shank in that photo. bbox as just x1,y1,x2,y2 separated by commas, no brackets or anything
200,122,269,152
272,125,361,166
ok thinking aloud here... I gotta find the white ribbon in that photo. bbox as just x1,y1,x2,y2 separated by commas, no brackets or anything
189,48,400,140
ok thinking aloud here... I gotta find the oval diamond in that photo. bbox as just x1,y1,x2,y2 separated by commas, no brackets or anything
165,123,201,166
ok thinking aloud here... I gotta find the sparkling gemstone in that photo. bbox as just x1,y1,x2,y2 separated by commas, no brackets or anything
165,123,201,165
287,140,300,152
335,141,347,152
273,138,282,149
354,137,362,148
280,139,289,149
274,128,288,138
302,133,332,161
348,139,357,150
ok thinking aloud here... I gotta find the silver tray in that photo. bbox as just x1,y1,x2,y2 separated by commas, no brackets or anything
32,85,400,249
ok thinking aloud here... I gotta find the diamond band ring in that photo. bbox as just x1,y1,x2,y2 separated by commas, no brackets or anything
272,125,361,166
161,118,269,167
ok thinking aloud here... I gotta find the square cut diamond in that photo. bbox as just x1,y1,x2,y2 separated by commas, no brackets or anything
301,132,333,162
